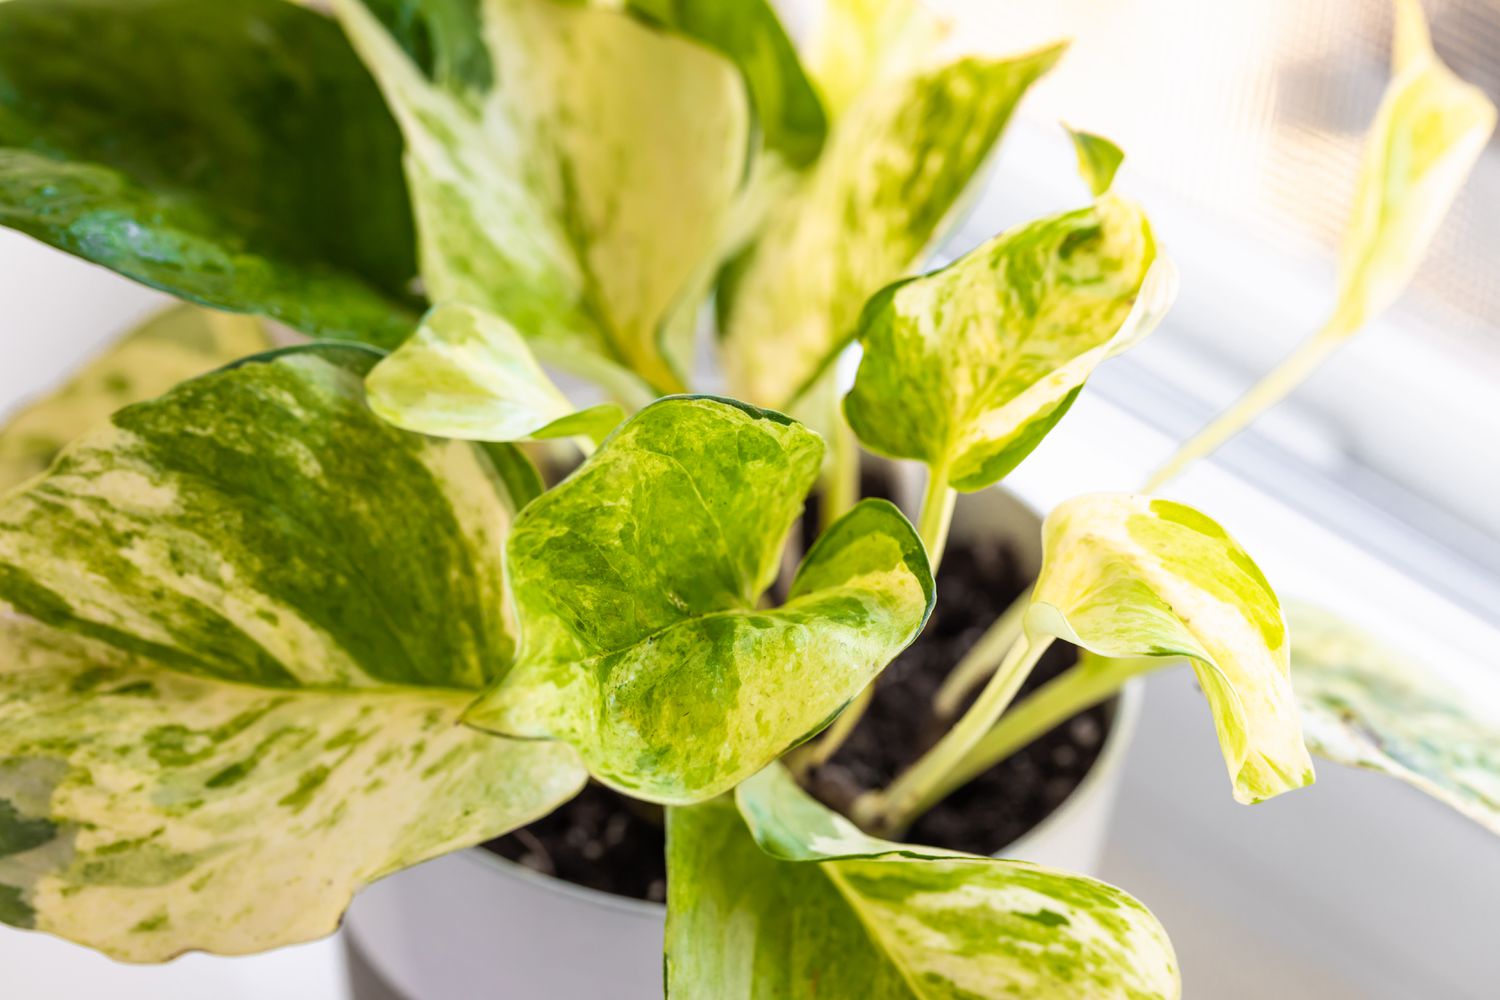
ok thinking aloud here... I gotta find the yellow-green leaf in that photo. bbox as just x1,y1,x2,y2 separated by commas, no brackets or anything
0,344,586,958
1029,495,1314,804
333,0,750,393
844,140,1175,492
1290,604,1500,835
665,765,1180,999
365,303,623,444
719,42,1065,409
465,397,935,804
0,305,271,493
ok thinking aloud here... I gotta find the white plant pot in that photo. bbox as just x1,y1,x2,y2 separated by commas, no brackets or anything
344,485,1143,999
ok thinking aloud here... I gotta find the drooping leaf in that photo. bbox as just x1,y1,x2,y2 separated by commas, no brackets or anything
465,397,934,804
1028,495,1314,804
1326,0,1496,340
0,305,271,492
844,136,1176,492
0,0,419,346
719,42,1065,409
1142,0,1496,490
365,303,623,444
624,0,826,167
333,0,751,392
665,765,1180,999
1290,604,1500,836
0,345,586,959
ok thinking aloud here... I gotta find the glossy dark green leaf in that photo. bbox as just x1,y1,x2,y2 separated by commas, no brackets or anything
465,396,935,803
0,0,419,345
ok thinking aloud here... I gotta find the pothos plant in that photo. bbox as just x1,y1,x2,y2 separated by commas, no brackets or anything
0,0,1494,996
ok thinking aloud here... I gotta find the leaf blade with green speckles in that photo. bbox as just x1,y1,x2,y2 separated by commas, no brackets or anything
844,137,1176,492
366,303,623,444
665,765,1180,999
465,397,935,803
0,305,272,493
1290,604,1500,835
0,345,586,959
0,0,419,346
719,42,1064,409
1029,494,1314,804
334,0,750,392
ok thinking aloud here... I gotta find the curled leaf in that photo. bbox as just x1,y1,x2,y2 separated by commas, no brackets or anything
1029,495,1314,804
1290,604,1500,835
0,0,418,345
845,139,1175,492
366,303,623,444
0,345,585,958
0,305,271,492
720,42,1065,409
334,0,750,392
665,765,1180,999
465,397,934,804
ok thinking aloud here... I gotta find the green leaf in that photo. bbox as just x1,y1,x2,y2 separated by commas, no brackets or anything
719,42,1065,409
0,0,419,346
844,153,1175,492
802,0,944,121
1068,127,1125,198
465,397,934,804
1029,495,1314,804
665,765,1180,999
366,303,624,444
333,0,751,392
0,305,271,493
1289,604,1500,835
0,345,586,958
1325,0,1496,340
624,0,826,167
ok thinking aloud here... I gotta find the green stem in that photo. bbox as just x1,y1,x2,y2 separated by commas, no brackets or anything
1143,331,1341,493
931,584,1032,718
822,392,860,533
858,633,1054,835
928,655,1158,809
916,466,957,573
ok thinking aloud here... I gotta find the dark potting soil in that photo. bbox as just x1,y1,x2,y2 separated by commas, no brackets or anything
483,485,1109,901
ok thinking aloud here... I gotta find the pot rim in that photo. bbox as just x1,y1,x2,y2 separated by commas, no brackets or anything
455,677,1143,915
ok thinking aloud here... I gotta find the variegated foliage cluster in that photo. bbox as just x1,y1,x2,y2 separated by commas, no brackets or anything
0,0,1493,997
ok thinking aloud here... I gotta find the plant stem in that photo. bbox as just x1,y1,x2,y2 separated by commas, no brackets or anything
1143,332,1341,493
931,584,1032,719
925,655,1158,809
822,390,860,533
916,465,957,573
857,632,1054,836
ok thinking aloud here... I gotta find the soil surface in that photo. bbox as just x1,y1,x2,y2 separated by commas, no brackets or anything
484,485,1111,900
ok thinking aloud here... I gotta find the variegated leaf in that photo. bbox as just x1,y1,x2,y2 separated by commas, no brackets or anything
1030,495,1314,804
0,305,271,492
0,0,419,346
719,42,1064,409
1324,0,1496,340
802,0,944,121
845,132,1176,492
665,765,1180,999
0,345,586,959
465,397,934,804
333,0,750,392
1290,604,1500,836
365,303,623,444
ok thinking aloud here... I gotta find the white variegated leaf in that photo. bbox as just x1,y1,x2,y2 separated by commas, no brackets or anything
665,765,1180,999
0,345,585,959
333,0,751,393
1029,494,1314,804
365,302,623,444
1290,604,1500,836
